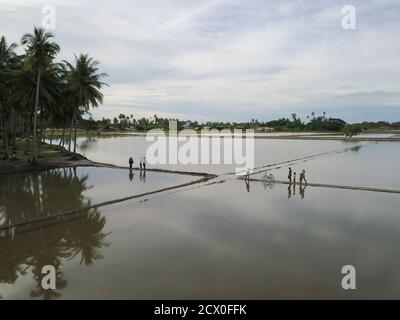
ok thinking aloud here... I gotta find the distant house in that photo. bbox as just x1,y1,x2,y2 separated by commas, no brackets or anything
127,126,137,131
183,121,192,129
107,126,119,132
256,127,274,132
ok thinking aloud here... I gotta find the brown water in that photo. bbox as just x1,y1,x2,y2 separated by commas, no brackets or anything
1,139,400,299
57,136,358,174
256,141,400,189
0,167,193,228
1,178,400,299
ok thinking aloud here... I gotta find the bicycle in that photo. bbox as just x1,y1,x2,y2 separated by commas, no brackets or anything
261,172,275,189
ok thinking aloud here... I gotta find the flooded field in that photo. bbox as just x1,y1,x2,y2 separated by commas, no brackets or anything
256,141,400,189
1,179,400,299
0,167,195,228
58,136,359,174
1,137,399,299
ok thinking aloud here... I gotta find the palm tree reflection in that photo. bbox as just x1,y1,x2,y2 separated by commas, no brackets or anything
0,168,110,299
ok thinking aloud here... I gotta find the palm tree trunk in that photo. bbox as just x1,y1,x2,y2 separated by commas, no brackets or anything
39,108,46,157
25,109,34,154
24,124,31,155
32,70,41,163
59,121,66,147
73,110,78,156
68,116,73,152
1,103,9,159
38,107,44,155
50,127,55,145
12,113,18,147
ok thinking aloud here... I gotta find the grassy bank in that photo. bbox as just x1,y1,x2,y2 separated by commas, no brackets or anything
0,139,88,174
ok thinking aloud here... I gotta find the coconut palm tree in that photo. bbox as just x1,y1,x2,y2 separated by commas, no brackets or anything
0,36,18,159
64,54,107,157
21,27,60,163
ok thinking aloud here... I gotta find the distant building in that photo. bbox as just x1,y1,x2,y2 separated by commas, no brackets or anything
183,121,192,129
256,127,274,132
106,126,119,132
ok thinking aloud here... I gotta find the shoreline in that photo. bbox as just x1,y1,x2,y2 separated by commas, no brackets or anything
0,143,217,178
1,133,399,175
67,131,400,141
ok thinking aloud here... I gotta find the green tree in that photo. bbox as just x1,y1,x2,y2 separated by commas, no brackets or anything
342,124,362,137
0,36,18,159
64,54,107,157
21,27,60,163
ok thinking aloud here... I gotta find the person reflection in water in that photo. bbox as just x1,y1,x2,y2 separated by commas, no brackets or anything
129,169,134,181
244,170,250,192
287,183,306,199
299,184,306,199
140,168,146,183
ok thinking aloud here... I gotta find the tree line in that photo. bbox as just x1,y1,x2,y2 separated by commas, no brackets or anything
81,112,399,134
0,27,108,162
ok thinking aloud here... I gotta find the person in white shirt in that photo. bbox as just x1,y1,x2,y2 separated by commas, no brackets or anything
301,169,307,184
142,157,146,170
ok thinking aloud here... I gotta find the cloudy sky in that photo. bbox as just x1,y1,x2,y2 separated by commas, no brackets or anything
1,0,399,122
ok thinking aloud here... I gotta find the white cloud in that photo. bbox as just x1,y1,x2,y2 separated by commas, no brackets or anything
1,0,399,121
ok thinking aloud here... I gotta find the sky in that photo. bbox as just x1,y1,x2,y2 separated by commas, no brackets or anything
1,0,399,122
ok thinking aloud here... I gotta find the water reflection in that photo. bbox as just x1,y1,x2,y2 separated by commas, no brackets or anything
0,168,95,228
139,169,146,183
299,185,306,199
245,179,250,193
286,184,307,199
245,179,307,199
78,137,98,153
0,169,110,299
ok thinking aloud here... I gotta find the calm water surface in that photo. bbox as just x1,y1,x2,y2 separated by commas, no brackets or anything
62,136,357,174
0,167,193,228
258,141,400,189
1,138,399,299
1,178,399,299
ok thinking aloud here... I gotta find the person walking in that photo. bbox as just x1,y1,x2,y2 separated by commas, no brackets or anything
142,157,146,170
139,157,143,170
129,157,134,169
293,172,296,184
288,167,292,183
301,168,307,185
